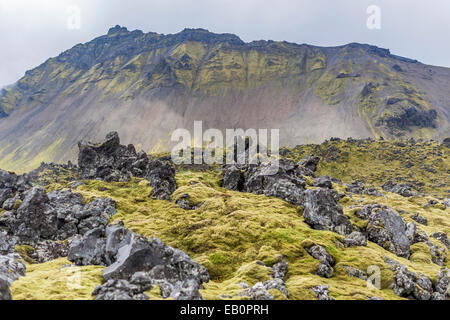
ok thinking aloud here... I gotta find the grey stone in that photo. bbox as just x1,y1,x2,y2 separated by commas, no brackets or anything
68,228,106,266
382,180,418,197
312,285,334,300
146,159,177,200
303,188,352,235
344,231,367,247
362,205,411,258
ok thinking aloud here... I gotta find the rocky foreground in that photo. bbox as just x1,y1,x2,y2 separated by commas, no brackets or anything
0,133,449,300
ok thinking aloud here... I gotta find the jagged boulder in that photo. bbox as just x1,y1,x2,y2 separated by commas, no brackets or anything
102,233,157,280
243,159,306,205
302,189,352,235
78,131,149,182
92,278,149,300
0,170,32,205
361,205,411,258
346,180,382,196
221,159,308,206
76,197,117,235
305,244,336,278
47,189,85,239
386,258,434,300
68,228,107,266
118,237,210,300
314,175,333,189
0,231,13,255
0,253,26,284
222,165,243,190
85,224,210,300
344,231,367,247
238,282,274,300
0,187,116,243
431,232,449,248
299,155,320,173
312,285,334,300
434,268,449,300
382,180,418,197
146,159,177,200
6,187,54,243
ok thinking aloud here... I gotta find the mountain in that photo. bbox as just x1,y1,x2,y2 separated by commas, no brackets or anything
0,25,449,172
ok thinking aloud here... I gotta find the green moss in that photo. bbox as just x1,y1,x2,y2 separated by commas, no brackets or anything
14,245,36,264
11,258,104,300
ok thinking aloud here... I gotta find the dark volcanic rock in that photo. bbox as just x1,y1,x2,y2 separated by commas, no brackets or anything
238,282,274,300
222,165,243,190
346,180,383,196
302,189,352,235
314,175,333,189
344,231,367,247
0,277,11,300
431,232,449,248
360,204,411,258
441,138,450,148
0,253,26,284
102,232,157,280
346,180,365,194
76,197,117,235
78,131,149,182
305,244,336,278
0,186,116,243
68,228,107,266
411,213,428,226
312,285,334,300
8,187,54,243
434,268,449,300
386,258,435,300
146,159,177,200
382,180,418,197
90,225,210,300
92,278,149,300
221,159,308,206
0,231,13,255
299,155,320,173
222,158,326,207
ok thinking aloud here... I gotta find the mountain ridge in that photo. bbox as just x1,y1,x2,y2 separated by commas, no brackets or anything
0,26,449,172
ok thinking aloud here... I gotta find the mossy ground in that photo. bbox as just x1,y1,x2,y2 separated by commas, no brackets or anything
282,139,449,199
11,258,104,300
11,142,449,300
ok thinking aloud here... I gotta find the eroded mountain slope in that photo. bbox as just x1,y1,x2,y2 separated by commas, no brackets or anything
0,26,449,172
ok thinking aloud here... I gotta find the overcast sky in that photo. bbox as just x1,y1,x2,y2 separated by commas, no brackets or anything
0,0,449,87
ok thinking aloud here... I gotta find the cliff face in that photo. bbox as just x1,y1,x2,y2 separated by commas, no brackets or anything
0,26,449,172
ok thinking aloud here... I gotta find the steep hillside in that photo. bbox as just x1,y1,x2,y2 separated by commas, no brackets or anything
0,26,449,172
